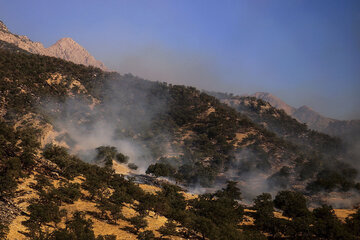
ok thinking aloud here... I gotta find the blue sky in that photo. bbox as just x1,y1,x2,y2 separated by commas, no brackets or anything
1,0,359,119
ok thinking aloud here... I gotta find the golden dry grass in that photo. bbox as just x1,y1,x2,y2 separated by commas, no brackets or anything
334,209,356,222
7,175,38,240
92,218,136,240
8,174,357,240
7,215,28,240
144,211,167,237
139,184,161,194
112,160,130,175
241,210,255,226
182,191,198,201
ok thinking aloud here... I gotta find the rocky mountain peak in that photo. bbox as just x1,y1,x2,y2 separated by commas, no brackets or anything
46,37,108,71
0,20,9,32
0,21,108,70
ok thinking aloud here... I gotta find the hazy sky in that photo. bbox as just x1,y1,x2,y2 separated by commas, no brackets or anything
1,0,359,119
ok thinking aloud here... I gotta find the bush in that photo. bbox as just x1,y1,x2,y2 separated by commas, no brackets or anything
137,230,155,240
128,215,148,233
146,163,175,177
116,153,129,164
128,163,138,170
274,191,310,218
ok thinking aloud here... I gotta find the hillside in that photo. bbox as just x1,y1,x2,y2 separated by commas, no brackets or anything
244,92,360,144
0,42,360,239
1,42,359,196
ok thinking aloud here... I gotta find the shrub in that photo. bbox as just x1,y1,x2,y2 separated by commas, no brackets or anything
128,163,138,170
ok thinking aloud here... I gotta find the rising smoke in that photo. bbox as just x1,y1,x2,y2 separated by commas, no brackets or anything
40,73,360,208
42,76,172,173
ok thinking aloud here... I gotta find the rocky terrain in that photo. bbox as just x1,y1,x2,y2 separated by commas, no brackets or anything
0,21,107,70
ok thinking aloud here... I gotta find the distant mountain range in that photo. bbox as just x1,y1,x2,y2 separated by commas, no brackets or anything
0,20,107,70
248,92,360,142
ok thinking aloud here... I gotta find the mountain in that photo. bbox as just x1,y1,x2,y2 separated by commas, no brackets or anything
0,20,107,70
248,92,360,143
248,92,332,130
210,93,342,155
0,36,359,240
251,92,296,115
292,105,335,131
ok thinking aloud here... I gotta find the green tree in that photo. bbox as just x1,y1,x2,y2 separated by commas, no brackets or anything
146,163,175,177
158,220,178,237
345,208,360,236
274,191,310,218
252,193,275,232
0,223,9,239
129,215,148,233
95,146,117,168
23,202,64,239
312,205,350,239
116,153,129,164
50,211,97,240
137,230,155,240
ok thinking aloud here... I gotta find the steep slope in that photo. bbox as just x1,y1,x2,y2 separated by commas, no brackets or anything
221,96,342,155
209,93,359,200
0,20,107,70
0,47,295,188
292,105,335,131
46,37,107,70
248,92,360,143
251,92,295,115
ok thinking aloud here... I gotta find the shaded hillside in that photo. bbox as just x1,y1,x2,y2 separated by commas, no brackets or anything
244,92,360,145
218,95,342,155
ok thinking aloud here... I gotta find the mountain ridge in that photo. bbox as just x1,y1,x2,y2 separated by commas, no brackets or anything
0,20,108,70
247,92,359,142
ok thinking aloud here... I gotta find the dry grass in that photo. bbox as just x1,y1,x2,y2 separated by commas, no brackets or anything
112,160,130,175
334,209,356,222
8,174,357,240
182,191,198,201
139,184,161,194
92,218,136,240
144,211,167,237
7,175,38,240
7,215,28,240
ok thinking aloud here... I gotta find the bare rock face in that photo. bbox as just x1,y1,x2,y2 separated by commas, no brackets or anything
0,21,108,70
0,20,10,32
0,22,46,55
46,37,107,70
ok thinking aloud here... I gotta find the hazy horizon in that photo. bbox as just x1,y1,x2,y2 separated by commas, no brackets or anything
1,0,359,120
